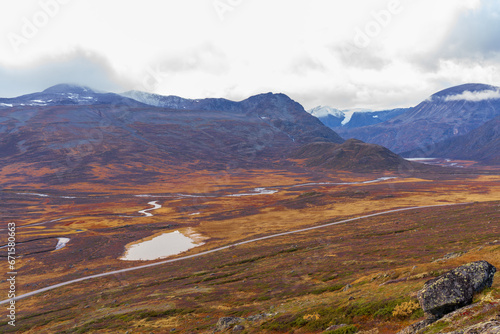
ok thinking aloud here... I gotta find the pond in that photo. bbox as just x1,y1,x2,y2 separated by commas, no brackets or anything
120,230,203,261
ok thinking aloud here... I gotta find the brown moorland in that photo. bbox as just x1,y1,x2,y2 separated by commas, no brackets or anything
0,162,499,333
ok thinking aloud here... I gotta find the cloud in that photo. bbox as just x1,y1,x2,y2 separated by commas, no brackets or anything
444,89,500,101
418,0,500,65
0,50,127,97
157,44,229,75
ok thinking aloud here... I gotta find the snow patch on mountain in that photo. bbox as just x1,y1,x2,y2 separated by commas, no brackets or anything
341,108,372,125
308,106,375,126
121,90,167,107
308,106,344,118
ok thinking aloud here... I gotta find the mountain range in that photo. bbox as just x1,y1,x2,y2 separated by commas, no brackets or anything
1,83,498,188
0,84,348,186
0,84,144,107
309,83,500,163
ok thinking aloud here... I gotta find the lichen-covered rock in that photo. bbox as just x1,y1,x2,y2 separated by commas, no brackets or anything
417,261,496,319
214,317,244,332
418,271,474,318
232,325,245,332
450,261,496,293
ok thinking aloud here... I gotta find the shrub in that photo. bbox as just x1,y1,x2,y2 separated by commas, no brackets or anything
392,301,421,318
303,313,320,321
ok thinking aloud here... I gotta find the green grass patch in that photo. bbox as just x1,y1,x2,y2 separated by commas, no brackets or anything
324,325,358,334
261,306,353,332
217,255,267,268
423,321,449,334
298,191,322,198
310,284,344,295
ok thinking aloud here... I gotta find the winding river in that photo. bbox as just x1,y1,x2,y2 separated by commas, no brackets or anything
137,200,162,217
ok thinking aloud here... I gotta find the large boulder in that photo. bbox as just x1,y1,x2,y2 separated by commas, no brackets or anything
451,261,497,293
417,261,496,319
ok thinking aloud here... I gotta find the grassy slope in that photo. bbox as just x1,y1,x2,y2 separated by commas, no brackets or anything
2,199,499,333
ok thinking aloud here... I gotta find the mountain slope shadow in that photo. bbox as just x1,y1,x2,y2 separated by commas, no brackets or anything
291,139,425,173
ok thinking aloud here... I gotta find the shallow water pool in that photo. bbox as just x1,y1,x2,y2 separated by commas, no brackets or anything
120,231,201,261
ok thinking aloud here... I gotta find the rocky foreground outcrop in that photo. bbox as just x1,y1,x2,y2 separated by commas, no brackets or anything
398,261,497,334
417,261,496,319
447,314,500,334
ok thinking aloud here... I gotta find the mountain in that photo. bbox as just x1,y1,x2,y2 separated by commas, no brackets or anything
291,138,419,172
335,83,500,154
0,84,146,107
0,87,344,186
403,115,500,165
120,91,343,144
121,90,241,112
340,108,409,129
307,106,344,127
307,106,408,130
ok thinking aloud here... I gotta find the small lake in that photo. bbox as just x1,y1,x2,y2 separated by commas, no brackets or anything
120,230,202,261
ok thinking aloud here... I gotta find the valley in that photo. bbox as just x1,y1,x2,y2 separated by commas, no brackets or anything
1,162,499,333
0,84,499,333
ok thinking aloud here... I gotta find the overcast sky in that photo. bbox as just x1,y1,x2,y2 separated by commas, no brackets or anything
1,0,499,109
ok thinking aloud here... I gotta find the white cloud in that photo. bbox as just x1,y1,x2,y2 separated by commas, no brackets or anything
444,89,500,102
0,0,499,109
0,50,125,97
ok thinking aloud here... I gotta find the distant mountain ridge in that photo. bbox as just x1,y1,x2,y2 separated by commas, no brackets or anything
121,90,241,112
314,83,499,164
0,84,345,186
307,106,409,130
0,84,145,107
403,115,500,165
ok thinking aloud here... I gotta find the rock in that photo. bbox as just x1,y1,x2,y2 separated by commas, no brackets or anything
232,325,245,332
325,324,348,331
418,271,474,319
417,261,496,318
451,261,496,293
246,313,269,322
460,315,500,334
395,318,435,334
342,284,352,292
214,317,244,332
432,251,467,263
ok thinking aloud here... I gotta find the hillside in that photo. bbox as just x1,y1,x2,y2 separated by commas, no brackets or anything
292,139,420,172
403,115,500,165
